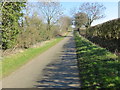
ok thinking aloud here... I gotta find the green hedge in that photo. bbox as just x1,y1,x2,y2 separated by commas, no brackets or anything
88,18,120,39
74,31,120,88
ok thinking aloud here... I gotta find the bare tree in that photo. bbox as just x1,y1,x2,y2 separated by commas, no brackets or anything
79,2,106,28
38,1,63,31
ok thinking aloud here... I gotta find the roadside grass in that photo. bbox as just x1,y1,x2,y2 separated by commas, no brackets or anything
74,31,120,88
2,37,63,78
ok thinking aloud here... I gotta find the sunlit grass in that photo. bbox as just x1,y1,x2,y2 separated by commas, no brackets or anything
2,37,63,78
74,31,119,88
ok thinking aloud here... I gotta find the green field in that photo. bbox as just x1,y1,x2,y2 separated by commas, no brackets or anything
74,31,120,88
2,37,63,78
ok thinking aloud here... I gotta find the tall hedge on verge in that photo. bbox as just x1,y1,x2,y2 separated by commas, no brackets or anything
88,18,120,39
86,18,120,53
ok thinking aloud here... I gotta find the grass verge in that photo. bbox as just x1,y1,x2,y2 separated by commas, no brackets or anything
74,31,120,88
2,37,63,78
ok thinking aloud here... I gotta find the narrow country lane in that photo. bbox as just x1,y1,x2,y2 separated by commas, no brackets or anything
2,32,81,88
35,32,80,88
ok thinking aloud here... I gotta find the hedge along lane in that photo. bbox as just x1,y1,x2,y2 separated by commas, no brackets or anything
86,18,120,53
74,31,120,88
2,37,64,78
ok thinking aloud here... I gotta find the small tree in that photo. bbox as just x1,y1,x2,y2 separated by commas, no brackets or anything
79,2,106,28
74,12,88,29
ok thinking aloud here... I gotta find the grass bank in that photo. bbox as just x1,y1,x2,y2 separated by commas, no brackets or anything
2,37,64,78
74,31,120,88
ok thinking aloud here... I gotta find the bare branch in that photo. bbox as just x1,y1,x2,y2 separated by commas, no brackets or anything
78,2,106,27
38,1,63,30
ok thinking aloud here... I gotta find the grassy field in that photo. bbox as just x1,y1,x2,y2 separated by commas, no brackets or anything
2,37,63,78
74,31,120,88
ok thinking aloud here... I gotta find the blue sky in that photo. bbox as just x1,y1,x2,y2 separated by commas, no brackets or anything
60,2,118,26
29,0,119,26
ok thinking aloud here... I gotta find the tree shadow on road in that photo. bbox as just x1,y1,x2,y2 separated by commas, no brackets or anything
34,37,81,88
